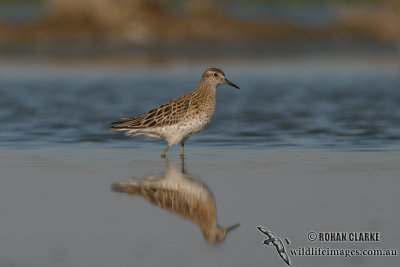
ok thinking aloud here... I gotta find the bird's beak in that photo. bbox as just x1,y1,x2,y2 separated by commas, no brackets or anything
226,223,240,233
224,79,240,89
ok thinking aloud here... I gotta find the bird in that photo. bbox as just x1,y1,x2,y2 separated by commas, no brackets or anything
110,68,239,158
111,159,240,243
257,226,291,266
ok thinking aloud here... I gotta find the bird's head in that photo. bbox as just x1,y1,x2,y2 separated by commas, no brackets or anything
203,223,240,244
201,68,240,89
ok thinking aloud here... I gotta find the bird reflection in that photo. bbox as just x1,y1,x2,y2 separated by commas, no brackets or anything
111,159,239,244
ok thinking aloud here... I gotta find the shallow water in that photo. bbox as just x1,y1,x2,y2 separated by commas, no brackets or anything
1,58,399,266
1,58,399,151
1,147,399,267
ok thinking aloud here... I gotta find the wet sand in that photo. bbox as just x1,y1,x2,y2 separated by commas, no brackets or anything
0,146,399,266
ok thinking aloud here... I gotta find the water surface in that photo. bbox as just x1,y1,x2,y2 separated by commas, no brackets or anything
0,147,399,266
1,58,399,151
0,57,399,267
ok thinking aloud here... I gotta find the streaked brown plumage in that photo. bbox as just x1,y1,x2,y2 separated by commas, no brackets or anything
111,160,239,243
111,68,239,157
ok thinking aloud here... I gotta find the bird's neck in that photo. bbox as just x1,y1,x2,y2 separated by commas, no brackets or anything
193,80,217,99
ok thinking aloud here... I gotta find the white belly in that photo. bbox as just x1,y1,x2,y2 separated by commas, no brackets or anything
162,113,211,145
124,113,212,145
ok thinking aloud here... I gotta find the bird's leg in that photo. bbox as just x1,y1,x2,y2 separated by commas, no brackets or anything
161,144,170,158
180,156,185,173
180,142,184,158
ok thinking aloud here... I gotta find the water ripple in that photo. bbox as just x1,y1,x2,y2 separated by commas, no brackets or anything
1,65,399,150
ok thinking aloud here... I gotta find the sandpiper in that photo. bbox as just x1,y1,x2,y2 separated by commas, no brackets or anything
111,68,239,157
111,159,240,243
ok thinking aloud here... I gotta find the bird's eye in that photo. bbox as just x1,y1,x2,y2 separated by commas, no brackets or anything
213,73,218,77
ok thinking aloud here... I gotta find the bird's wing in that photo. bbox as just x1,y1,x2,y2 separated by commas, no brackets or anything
111,96,191,129
111,182,209,225
257,226,273,238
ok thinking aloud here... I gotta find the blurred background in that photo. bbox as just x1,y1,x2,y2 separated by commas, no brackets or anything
1,0,400,61
0,0,399,149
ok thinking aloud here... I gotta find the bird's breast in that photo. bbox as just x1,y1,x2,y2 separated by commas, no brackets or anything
181,112,211,132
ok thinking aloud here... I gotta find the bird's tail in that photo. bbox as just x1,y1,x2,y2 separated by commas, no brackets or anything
110,117,145,130
111,182,142,195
